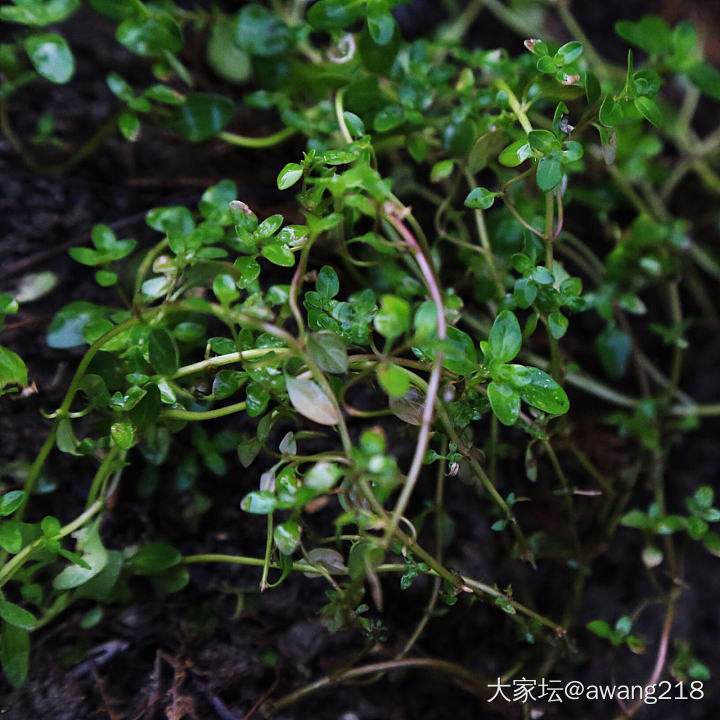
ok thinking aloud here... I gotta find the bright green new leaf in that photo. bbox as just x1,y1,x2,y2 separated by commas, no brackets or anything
488,310,522,363
488,382,520,426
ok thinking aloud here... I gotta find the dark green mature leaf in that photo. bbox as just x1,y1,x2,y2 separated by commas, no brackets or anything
596,326,632,379
1,0,78,25
132,543,182,574
307,0,365,30
116,12,183,56
167,94,235,142
307,331,348,373
234,4,290,56
536,156,563,192
1,622,29,688
24,33,74,84
148,327,179,376
441,326,478,376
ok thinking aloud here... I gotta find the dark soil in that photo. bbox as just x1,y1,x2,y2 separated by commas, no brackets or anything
1,2,719,719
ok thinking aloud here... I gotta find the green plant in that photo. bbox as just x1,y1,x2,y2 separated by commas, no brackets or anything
2,1,720,712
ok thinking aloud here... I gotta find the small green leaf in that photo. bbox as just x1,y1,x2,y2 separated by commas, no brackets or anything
634,96,662,126
111,421,135,450
587,619,612,639
464,187,498,210
94,270,118,287
599,96,624,127
488,310,522,363
207,18,251,83
261,242,295,267
167,93,235,142
274,520,301,555
596,326,632,379
307,331,348,374
0,347,28,394
234,3,290,56
368,11,395,46
148,327,179,376
213,273,240,306
305,462,342,492
277,163,303,190
548,311,568,339
374,295,410,341
118,112,140,141
0,601,36,632
488,382,520,426
528,129,560,154
536,156,563,192
1,622,29,689
377,362,410,398
132,542,182,574
555,41,583,64
0,522,22,554
240,490,277,514
308,0,365,29
510,366,569,415
317,266,340,298
116,12,183,56
498,140,532,167
0,491,24,517
24,33,74,84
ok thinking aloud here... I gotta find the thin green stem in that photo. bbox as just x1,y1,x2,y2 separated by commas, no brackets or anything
219,126,296,149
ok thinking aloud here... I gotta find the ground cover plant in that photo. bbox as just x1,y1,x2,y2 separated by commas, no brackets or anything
1,0,720,717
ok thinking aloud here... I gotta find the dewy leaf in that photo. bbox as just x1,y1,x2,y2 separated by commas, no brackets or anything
277,162,303,190
148,327,179,376
498,140,532,167
305,462,342,492
488,310,522,363
488,382,521,426
286,376,340,426
167,94,235,142
509,366,570,415
24,33,75,84
1,622,29,689
47,302,110,348
307,331,348,374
